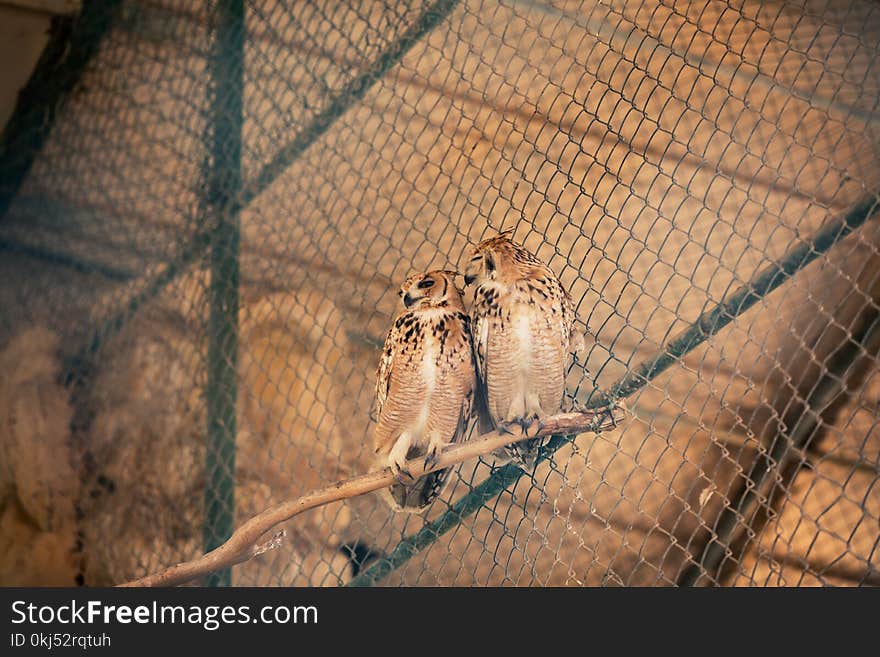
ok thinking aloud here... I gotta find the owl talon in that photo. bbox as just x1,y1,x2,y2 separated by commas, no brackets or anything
523,417,544,439
393,468,416,485
498,421,525,438
389,458,416,483
423,438,449,470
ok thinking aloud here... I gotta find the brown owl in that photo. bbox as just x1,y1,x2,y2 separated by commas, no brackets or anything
373,270,477,511
464,233,579,470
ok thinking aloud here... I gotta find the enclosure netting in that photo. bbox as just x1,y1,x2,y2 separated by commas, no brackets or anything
0,0,878,587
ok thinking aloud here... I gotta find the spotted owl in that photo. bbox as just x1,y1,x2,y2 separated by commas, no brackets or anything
373,270,477,512
464,233,580,470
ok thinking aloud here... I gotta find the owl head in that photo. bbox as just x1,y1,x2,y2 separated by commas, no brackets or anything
398,270,465,310
463,231,542,286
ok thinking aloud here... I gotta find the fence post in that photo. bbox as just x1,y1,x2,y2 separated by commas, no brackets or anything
204,0,244,587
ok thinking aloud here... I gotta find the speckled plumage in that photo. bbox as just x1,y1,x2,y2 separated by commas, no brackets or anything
374,270,476,511
465,234,579,470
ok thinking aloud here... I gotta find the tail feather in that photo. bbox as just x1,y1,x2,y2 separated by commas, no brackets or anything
493,438,544,471
473,381,495,436
385,468,452,512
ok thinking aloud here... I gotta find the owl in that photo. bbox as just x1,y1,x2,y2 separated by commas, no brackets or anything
373,270,477,512
464,233,580,470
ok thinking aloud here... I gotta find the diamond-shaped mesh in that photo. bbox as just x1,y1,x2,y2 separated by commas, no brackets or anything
0,0,877,587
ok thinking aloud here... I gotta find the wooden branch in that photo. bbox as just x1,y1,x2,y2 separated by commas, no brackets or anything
117,407,623,587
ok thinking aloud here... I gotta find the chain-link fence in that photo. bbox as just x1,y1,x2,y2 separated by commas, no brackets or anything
0,0,878,587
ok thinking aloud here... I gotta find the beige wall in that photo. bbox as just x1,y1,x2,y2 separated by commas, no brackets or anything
0,4,59,131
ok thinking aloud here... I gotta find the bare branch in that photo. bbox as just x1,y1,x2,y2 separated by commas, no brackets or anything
252,530,286,558
117,407,623,587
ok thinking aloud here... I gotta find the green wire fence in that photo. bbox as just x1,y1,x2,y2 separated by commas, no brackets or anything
0,0,878,588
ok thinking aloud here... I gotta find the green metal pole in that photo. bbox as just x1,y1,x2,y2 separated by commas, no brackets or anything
204,0,244,587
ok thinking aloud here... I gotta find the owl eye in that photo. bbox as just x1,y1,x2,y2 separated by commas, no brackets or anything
417,279,435,289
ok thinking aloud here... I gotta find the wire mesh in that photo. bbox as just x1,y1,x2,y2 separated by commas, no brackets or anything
0,0,878,587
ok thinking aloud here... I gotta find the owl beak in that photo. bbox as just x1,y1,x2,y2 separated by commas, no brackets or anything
403,292,417,307
463,274,476,286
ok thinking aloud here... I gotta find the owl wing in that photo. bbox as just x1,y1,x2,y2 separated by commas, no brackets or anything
374,326,396,420
541,265,581,357
560,285,577,353
373,313,434,456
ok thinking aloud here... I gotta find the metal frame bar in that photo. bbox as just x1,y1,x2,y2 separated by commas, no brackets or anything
0,1,80,15
0,238,133,281
0,0,122,221
203,0,244,588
